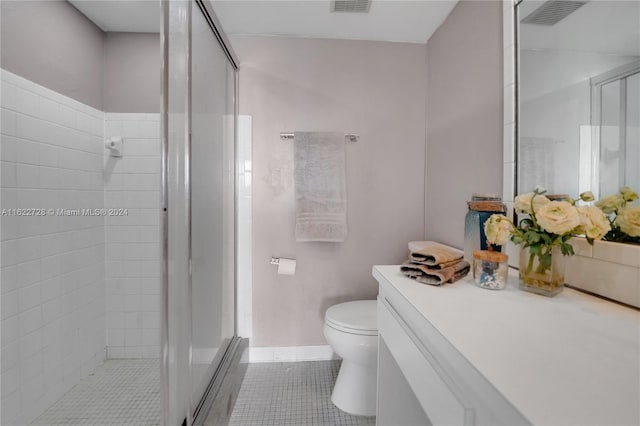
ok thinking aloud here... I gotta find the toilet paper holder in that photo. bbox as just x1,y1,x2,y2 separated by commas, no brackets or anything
270,257,296,275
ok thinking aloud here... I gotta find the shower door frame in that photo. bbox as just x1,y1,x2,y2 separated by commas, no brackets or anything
590,60,640,198
160,1,240,425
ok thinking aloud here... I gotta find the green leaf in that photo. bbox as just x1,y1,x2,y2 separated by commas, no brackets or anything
540,253,552,270
562,243,575,256
525,231,541,244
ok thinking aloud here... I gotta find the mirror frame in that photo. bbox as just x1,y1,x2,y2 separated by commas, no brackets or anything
502,0,518,264
503,0,517,206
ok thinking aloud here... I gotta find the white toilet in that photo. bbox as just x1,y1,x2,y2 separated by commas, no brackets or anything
324,300,378,416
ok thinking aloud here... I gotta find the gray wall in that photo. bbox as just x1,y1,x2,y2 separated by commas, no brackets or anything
104,32,160,113
1,0,105,110
1,1,159,113
232,35,427,347
425,0,503,249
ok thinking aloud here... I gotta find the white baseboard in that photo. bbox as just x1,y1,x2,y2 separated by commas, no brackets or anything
249,345,339,363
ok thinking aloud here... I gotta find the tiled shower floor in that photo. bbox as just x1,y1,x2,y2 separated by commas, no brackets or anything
31,359,160,426
229,360,376,426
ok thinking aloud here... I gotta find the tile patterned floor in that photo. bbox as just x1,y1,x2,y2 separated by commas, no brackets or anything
229,360,376,426
31,359,160,426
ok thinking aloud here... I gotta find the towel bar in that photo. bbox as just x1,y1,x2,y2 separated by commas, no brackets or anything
280,132,359,142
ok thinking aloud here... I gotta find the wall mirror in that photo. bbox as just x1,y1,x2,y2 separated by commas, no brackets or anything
516,0,640,198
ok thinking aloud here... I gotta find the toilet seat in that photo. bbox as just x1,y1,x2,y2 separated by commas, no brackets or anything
325,300,378,336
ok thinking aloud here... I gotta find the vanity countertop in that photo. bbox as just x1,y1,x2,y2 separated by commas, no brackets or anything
373,265,640,426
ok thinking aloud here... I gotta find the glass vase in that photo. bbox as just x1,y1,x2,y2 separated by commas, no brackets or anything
518,246,566,297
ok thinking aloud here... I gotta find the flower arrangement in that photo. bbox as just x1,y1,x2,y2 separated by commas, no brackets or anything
595,186,640,245
484,188,610,277
482,186,638,296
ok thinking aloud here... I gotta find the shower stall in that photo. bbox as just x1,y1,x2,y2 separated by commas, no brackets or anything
0,1,240,424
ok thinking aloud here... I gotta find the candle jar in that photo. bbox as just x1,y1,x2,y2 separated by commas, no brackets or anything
463,194,506,263
473,250,509,290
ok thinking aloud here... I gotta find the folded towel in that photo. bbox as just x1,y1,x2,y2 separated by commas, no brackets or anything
409,241,463,267
294,131,347,242
401,259,470,286
450,261,471,283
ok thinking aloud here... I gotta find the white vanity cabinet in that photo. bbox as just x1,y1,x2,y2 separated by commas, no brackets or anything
373,265,640,426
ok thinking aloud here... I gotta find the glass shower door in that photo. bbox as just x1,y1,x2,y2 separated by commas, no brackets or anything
595,66,640,196
190,0,236,409
162,1,238,424
625,73,639,190
599,79,622,196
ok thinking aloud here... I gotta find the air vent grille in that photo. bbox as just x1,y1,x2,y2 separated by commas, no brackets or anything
331,0,371,13
521,0,588,26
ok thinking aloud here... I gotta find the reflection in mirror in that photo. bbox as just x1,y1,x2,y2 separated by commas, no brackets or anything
517,0,640,198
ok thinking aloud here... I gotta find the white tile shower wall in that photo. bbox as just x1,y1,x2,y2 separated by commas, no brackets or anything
237,115,252,340
104,113,161,359
1,69,106,425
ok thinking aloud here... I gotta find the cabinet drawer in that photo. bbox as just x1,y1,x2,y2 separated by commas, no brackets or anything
378,297,474,425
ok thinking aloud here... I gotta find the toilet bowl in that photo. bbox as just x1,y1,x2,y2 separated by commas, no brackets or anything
324,300,378,416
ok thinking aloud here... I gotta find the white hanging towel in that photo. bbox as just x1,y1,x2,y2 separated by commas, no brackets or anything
294,131,348,242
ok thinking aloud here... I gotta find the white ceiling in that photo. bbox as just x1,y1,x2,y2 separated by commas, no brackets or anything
68,0,458,44
68,1,160,33
211,0,458,44
519,0,640,56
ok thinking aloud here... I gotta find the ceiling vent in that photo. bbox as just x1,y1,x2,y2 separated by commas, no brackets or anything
331,0,371,13
521,0,588,26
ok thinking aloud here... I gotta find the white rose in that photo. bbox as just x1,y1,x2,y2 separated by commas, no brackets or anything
620,186,639,203
579,191,595,202
484,214,512,245
577,205,611,240
615,205,640,237
536,201,581,235
514,192,550,214
595,193,624,214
